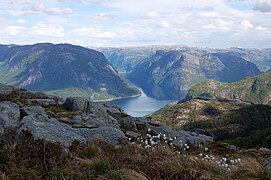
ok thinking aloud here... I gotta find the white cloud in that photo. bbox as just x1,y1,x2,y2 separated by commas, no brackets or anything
1,0,271,47
9,3,73,16
95,31,116,38
73,27,100,36
72,27,116,39
160,20,169,28
241,19,254,29
91,13,114,23
144,11,160,18
17,19,26,24
4,26,26,36
30,23,65,37
256,25,268,30
203,24,217,29
44,7,73,15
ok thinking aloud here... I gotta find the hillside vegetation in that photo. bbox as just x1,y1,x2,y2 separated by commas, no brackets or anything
149,99,271,148
185,72,271,105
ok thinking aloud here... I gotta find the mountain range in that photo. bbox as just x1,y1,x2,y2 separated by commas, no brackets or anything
100,46,270,100
0,43,140,101
1,44,270,101
128,49,261,99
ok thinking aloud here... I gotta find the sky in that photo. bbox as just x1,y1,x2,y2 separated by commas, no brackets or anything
0,0,270,48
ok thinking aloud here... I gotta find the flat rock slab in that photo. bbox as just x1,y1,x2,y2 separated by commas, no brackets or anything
21,106,48,122
19,116,86,148
76,127,126,146
125,131,141,139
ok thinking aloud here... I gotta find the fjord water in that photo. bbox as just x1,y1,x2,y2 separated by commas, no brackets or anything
110,89,176,117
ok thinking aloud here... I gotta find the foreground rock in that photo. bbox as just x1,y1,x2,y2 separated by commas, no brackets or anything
0,83,213,150
0,101,20,130
19,116,86,148
21,106,48,122
77,127,126,146
0,83,17,95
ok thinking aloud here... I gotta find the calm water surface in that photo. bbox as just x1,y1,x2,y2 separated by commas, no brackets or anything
110,89,176,117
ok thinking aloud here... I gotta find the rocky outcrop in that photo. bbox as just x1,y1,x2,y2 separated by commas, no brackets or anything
21,106,48,122
0,101,20,129
77,127,126,146
0,83,213,150
19,116,86,148
0,84,14,95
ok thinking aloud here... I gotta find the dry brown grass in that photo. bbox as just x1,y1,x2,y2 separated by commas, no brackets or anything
0,131,270,180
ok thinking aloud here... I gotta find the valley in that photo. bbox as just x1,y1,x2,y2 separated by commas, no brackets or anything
0,44,271,179
110,88,176,117
100,46,269,100
1,0,271,179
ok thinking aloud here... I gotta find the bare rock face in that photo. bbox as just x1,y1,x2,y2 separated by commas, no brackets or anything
76,127,126,146
19,116,86,148
66,97,90,112
0,101,20,130
0,83,14,95
21,106,48,122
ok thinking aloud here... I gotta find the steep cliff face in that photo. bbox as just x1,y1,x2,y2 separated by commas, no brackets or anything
185,72,271,105
0,43,140,100
128,49,260,100
225,47,271,72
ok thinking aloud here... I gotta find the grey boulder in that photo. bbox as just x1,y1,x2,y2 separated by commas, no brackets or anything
125,131,141,139
0,83,14,95
18,116,85,148
66,97,90,112
76,127,126,146
0,101,20,129
21,106,48,122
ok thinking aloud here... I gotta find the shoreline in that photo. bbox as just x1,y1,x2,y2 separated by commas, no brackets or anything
94,92,142,103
